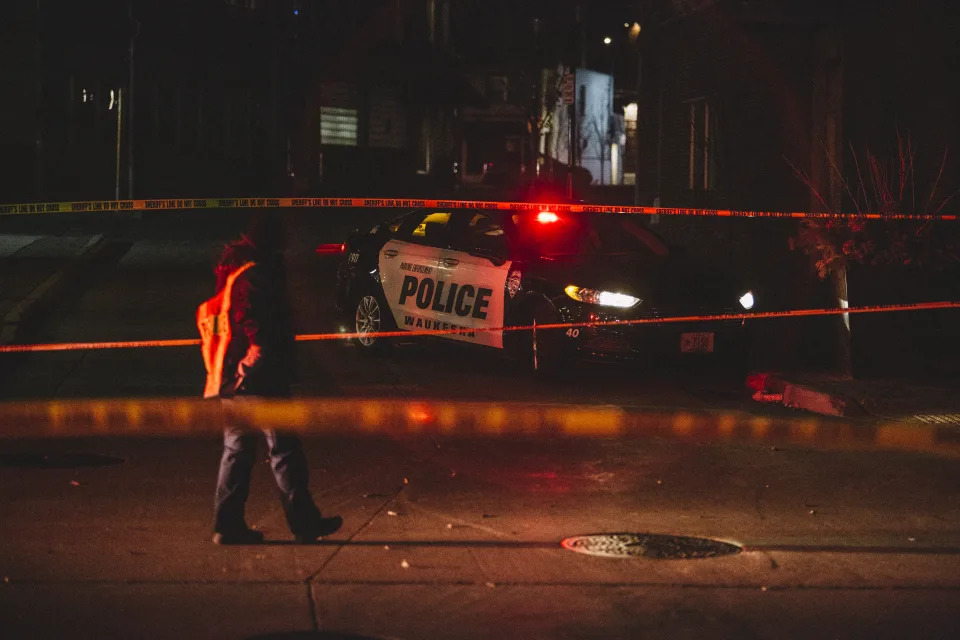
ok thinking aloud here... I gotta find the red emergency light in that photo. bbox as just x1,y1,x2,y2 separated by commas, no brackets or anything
536,211,559,224
315,243,346,254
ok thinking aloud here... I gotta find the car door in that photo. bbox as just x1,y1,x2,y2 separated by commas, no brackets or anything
378,210,451,333
436,210,513,348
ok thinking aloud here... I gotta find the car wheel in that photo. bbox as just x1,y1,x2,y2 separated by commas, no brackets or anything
353,292,394,353
726,332,753,386
510,299,566,375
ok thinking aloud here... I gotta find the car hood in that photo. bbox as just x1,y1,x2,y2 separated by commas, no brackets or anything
526,253,747,313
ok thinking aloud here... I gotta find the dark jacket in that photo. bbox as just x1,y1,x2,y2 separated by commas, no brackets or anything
214,235,296,397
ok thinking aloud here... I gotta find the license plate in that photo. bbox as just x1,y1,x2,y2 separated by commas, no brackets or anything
680,332,714,353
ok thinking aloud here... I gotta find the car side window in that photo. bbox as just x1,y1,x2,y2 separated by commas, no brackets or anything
396,210,452,247
449,210,507,256
383,212,408,235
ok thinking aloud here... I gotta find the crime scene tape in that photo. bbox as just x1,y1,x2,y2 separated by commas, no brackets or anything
0,196,957,221
1,300,958,354
0,397,957,458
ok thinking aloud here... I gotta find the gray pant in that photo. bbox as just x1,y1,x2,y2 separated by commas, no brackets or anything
213,401,321,535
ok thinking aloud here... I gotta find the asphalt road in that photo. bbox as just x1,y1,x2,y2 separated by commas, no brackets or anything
0,208,767,409
1,210,959,639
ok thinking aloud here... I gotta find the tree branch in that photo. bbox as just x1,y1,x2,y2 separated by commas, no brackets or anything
926,145,948,213
784,154,832,212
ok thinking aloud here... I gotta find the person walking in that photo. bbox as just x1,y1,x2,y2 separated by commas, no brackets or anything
199,212,341,545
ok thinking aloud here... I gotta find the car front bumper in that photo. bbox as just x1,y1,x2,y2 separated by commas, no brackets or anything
555,304,751,362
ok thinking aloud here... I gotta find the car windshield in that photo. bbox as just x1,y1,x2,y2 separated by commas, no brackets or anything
509,212,670,258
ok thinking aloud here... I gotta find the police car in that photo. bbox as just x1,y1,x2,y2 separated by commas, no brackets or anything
333,207,756,372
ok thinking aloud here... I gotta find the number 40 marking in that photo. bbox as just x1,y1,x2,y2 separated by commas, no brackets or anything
565,328,580,338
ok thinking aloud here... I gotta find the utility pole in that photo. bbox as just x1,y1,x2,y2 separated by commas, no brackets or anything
34,0,45,200
127,1,139,199
564,67,575,199
569,2,584,199
633,19,643,206
576,1,585,68
115,89,123,199
571,86,578,196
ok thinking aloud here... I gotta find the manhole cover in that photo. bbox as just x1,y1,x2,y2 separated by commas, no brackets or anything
561,533,741,559
0,453,125,469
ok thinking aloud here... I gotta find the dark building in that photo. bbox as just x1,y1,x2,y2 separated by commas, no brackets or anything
3,0,654,203
10,1,954,210
2,0,483,202
633,0,960,215
630,0,960,372
3,0,293,201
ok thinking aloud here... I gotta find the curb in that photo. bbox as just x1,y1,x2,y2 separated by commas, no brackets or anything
0,235,109,346
747,371,868,419
780,379,867,418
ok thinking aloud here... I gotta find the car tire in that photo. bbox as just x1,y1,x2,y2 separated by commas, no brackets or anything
352,290,395,354
510,299,566,375
726,332,754,386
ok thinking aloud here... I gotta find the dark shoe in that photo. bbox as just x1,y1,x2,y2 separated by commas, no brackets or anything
212,528,265,545
293,515,343,543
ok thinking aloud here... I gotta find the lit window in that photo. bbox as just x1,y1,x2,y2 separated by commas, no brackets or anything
320,107,358,146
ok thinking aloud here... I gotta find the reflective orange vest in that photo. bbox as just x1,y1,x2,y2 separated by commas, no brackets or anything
197,262,255,399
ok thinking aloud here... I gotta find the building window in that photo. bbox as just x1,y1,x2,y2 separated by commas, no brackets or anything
686,97,716,191
320,107,358,146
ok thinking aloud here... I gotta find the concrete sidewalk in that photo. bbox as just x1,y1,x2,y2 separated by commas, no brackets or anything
750,371,960,424
0,234,110,345
1,432,959,639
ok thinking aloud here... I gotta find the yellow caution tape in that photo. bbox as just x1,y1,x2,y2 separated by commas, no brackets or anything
0,397,956,458
1,196,956,221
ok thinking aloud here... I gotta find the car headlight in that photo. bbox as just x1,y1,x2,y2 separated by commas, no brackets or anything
739,291,755,310
565,285,641,308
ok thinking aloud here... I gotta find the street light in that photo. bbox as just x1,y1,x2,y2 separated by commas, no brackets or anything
603,36,612,45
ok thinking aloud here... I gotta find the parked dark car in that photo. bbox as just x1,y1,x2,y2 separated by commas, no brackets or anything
333,207,757,372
